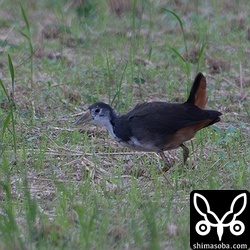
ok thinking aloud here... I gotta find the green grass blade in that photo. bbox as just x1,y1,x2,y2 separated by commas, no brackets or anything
1,111,12,139
20,4,30,37
8,54,15,98
8,54,14,82
19,32,34,56
170,47,185,62
163,8,184,30
19,30,30,40
0,79,10,102
3,55,17,156
111,62,128,108
212,125,225,136
19,5,34,90
196,42,206,72
170,47,190,75
163,8,188,55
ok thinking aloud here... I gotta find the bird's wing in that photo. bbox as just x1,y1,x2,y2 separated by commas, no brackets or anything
124,102,218,139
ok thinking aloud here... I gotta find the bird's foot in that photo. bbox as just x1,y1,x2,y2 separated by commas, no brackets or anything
180,143,189,165
158,151,174,172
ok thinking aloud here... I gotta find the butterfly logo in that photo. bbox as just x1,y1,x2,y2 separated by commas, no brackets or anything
193,193,247,241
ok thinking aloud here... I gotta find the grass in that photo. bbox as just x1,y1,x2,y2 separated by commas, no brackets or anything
0,0,250,249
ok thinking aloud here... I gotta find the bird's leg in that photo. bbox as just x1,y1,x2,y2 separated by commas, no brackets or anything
157,151,174,187
158,151,173,172
180,143,189,165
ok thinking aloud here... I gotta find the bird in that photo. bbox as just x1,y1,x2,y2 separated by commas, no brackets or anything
74,73,222,171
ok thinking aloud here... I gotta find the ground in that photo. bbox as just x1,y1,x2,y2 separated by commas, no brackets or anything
0,0,249,249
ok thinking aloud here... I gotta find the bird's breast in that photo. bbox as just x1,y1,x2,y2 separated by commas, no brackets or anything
119,136,160,152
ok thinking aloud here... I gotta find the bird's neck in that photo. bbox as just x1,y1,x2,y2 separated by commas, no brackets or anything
101,111,121,142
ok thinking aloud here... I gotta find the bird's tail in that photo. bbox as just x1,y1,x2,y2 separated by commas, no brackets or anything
186,73,208,109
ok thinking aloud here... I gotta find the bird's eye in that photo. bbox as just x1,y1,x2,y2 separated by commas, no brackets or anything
95,108,100,114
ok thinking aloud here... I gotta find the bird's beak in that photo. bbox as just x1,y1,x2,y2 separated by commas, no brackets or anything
74,110,92,126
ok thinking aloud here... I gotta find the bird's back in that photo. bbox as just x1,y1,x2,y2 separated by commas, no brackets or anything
114,101,221,151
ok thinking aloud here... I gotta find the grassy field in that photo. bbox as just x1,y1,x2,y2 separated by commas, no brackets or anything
0,0,249,249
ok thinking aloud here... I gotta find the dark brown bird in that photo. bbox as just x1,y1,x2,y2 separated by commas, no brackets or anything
74,73,221,171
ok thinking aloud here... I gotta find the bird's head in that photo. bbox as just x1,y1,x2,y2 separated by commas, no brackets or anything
74,102,115,128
